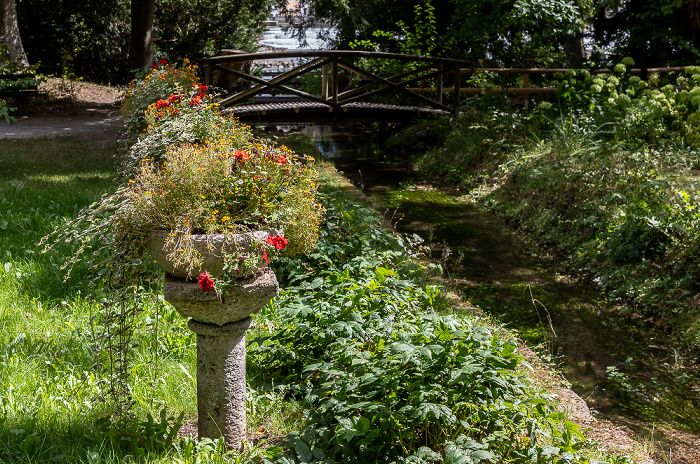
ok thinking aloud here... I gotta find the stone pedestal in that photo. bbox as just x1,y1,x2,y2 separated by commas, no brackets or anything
188,318,251,447
164,269,279,326
162,268,279,449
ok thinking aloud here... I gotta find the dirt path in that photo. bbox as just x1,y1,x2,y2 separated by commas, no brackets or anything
0,78,121,140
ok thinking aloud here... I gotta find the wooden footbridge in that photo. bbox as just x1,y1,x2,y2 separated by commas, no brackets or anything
198,50,544,124
198,50,687,125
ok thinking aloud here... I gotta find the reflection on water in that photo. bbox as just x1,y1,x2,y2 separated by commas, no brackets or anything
302,125,410,190
303,125,376,160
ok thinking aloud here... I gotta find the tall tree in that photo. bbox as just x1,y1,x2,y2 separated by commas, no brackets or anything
128,0,155,71
0,0,28,66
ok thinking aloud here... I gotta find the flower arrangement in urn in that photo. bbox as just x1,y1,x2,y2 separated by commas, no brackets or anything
39,59,324,423
128,136,323,294
43,60,324,296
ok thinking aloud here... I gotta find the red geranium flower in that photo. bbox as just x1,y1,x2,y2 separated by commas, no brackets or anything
266,235,288,250
169,94,180,102
197,272,215,292
276,156,287,164
198,84,208,91
155,99,169,109
158,59,169,65
151,64,158,69
190,95,202,106
234,150,250,162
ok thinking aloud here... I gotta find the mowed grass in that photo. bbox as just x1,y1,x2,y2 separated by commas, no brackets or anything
0,137,200,463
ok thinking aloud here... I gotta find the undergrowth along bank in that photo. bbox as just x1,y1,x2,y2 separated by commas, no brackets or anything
249,164,633,463
389,62,700,351
0,133,638,462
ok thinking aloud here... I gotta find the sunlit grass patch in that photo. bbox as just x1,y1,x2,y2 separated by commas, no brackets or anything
0,137,118,180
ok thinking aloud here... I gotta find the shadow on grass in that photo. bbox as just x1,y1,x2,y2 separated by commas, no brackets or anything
0,418,181,464
0,137,119,180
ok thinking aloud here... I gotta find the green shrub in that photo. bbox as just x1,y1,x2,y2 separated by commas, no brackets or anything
252,194,595,463
123,89,250,172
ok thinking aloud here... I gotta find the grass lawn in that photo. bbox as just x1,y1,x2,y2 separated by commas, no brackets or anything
0,135,639,463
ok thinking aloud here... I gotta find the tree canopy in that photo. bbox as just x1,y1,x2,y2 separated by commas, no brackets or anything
280,0,700,67
16,0,273,83
9,0,700,83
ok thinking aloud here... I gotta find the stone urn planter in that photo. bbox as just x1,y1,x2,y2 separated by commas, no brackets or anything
147,228,283,281
147,229,281,448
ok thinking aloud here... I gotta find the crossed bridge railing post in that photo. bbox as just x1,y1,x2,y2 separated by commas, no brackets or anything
199,51,466,118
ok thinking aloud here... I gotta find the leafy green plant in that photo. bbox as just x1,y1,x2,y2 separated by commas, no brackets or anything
90,408,185,457
250,192,595,463
0,100,16,124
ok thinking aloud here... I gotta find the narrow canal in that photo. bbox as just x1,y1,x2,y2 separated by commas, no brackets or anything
284,124,700,463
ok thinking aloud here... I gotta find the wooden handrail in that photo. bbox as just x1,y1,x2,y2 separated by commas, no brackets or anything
200,51,693,119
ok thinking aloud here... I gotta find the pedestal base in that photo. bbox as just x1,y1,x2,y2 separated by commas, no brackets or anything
188,318,252,448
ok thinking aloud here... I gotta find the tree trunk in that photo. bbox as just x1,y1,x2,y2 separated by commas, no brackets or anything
688,0,700,50
563,34,585,66
0,0,28,66
128,0,155,72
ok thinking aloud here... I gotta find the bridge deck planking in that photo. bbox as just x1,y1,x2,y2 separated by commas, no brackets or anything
223,101,444,124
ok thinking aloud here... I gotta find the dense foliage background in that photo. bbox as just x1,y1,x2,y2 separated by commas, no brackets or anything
9,0,700,83
16,0,273,83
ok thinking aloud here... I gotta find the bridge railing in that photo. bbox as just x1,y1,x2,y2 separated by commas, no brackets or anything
198,51,689,115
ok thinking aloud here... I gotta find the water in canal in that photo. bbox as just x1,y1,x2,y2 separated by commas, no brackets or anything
292,124,700,462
